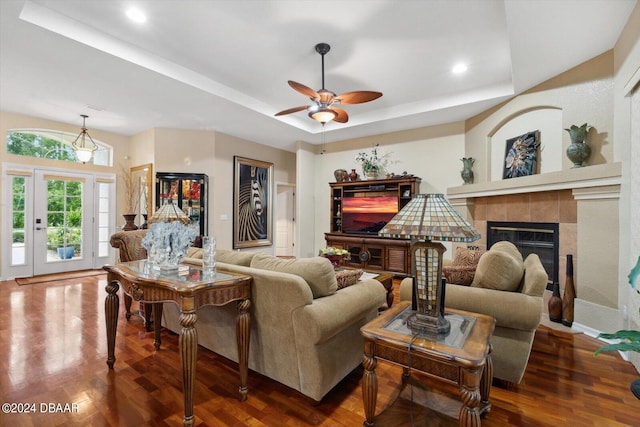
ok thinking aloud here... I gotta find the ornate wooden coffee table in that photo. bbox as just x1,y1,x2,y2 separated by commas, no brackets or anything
361,301,495,427
104,261,252,427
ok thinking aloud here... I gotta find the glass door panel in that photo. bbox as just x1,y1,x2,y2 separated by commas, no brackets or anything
34,171,93,275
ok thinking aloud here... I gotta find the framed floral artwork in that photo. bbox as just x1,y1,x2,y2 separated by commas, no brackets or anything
503,130,540,179
233,156,273,248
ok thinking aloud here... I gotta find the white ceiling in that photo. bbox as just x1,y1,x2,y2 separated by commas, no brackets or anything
0,0,636,152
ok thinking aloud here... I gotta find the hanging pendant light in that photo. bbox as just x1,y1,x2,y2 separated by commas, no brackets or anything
72,114,98,163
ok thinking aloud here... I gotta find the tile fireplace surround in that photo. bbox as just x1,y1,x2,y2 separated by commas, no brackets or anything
447,162,622,333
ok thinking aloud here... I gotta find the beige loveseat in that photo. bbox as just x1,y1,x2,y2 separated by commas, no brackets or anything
109,230,386,402
399,241,547,386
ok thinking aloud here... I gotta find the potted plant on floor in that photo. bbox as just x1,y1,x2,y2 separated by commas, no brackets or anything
594,256,640,399
48,227,77,259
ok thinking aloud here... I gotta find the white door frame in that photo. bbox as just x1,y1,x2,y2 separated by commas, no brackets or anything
1,164,116,280
275,183,296,257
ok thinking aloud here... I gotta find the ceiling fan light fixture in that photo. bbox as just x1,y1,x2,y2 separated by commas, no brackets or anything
275,42,382,125
309,108,337,124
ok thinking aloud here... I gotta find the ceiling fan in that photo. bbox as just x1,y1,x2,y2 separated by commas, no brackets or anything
275,43,383,124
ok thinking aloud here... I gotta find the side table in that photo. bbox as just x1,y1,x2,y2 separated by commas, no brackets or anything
361,301,495,426
104,261,252,427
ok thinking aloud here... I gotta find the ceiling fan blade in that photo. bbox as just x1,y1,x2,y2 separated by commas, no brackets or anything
288,81,319,100
332,107,349,123
275,105,309,116
335,91,383,105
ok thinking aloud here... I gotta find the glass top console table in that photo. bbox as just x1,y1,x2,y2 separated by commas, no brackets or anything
103,260,252,427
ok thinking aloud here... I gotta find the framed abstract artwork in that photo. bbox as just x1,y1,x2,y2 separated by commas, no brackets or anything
503,130,540,179
233,156,273,248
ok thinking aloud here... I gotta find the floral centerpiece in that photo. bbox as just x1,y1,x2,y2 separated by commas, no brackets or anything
319,247,350,268
356,144,393,180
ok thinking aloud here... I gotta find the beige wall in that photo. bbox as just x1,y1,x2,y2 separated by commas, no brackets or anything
131,127,296,252
456,4,639,345
613,1,640,371
213,131,296,251
466,51,615,183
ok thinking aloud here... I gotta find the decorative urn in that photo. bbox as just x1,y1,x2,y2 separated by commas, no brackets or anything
565,123,592,168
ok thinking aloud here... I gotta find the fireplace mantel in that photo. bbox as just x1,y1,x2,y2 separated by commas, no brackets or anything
445,161,623,335
447,162,622,199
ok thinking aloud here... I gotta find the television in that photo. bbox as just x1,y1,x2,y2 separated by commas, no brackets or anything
341,196,398,234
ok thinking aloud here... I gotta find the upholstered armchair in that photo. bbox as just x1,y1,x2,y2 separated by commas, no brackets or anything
400,241,548,386
109,230,152,330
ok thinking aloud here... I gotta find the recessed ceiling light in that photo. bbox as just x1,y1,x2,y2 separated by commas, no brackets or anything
126,7,147,23
452,63,468,74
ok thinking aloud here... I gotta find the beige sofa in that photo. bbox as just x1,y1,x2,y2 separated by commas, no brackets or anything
399,241,547,386
109,230,387,402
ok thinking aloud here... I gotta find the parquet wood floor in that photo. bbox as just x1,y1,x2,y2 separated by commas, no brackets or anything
1,274,638,426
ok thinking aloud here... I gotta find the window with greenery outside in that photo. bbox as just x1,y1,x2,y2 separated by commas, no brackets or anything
45,180,83,256
7,129,112,166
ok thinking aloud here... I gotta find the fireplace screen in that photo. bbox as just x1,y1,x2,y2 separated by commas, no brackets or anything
487,221,558,288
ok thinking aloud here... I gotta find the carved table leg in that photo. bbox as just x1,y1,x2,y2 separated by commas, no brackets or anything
362,344,378,427
179,311,198,427
153,303,164,350
124,294,132,320
480,352,493,411
105,278,120,369
143,302,154,332
459,367,482,427
236,299,251,401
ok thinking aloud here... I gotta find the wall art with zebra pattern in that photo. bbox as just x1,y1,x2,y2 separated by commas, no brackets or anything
233,156,273,248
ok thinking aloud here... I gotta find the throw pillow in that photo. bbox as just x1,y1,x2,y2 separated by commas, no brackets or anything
186,247,203,259
216,249,256,267
490,241,523,262
471,248,525,292
335,269,363,290
250,253,338,298
442,266,476,286
443,247,485,286
452,246,485,267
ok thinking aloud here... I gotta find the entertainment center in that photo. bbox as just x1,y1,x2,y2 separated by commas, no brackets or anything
325,176,420,275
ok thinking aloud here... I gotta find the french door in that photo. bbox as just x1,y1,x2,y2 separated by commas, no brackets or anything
2,165,116,279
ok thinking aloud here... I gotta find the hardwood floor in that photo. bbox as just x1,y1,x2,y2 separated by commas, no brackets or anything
1,273,639,426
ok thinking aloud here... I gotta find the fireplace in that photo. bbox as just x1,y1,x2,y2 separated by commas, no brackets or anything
487,221,558,289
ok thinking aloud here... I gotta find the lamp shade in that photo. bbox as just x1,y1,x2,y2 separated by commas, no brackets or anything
378,194,480,243
75,147,94,163
149,200,191,225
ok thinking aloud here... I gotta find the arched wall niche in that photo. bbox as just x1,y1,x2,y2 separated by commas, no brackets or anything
487,106,564,181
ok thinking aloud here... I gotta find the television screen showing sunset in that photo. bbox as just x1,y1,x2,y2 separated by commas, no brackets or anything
342,196,398,213
341,196,398,234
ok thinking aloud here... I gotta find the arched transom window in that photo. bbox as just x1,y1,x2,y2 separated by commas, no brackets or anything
6,129,112,166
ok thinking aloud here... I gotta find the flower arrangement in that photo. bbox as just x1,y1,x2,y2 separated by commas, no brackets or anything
319,247,350,268
355,144,393,179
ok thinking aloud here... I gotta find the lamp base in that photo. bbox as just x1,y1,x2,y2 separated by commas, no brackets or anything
407,312,451,337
